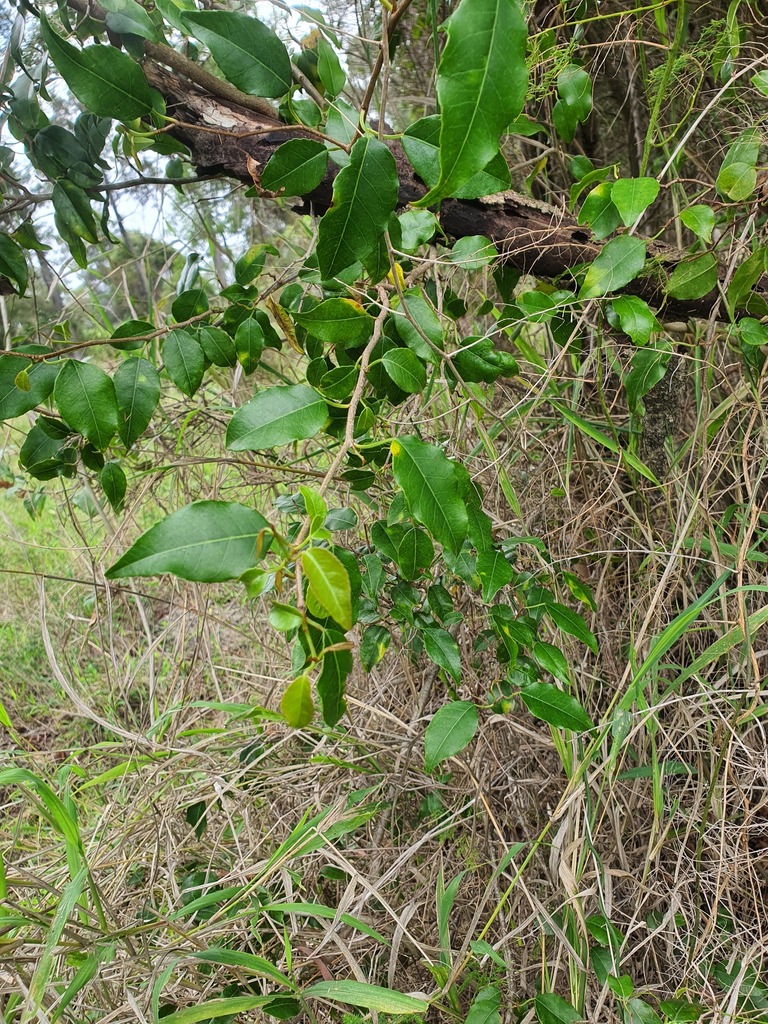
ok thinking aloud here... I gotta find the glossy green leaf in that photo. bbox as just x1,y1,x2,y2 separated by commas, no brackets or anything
465,986,501,1024
294,298,373,345
281,674,315,728
106,500,270,581
171,287,208,323
54,360,118,449
317,37,345,98
100,0,159,40
304,981,428,1015
739,318,768,346
41,15,156,121
624,342,672,413
450,236,498,269
422,626,461,682
716,129,759,201
0,354,59,421
532,641,570,684
391,435,467,553
316,628,351,724
111,319,154,352
726,246,767,318
0,232,28,295
753,71,768,96
552,65,592,143
577,183,622,240
301,547,352,630
191,948,294,990
164,328,205,397
382,348,427,393
666,253,717,300
52,180,99,244
393,290,443,361
100,461,126,512
262,139,328,196
360,625,391,670
401,115,511,199
418,0,526,204
317,136,399,279
610,295,659,345
578,236,646,300
396,525,434,580
611,177,660,226
546,602,598,653
424,700,478,771
477,549,514,601
234,317,265,374
181,11,292,97
521,683,594,731
234,243,277,286
227,385,327,451
398,209,440,252
197,326,237,367
679,204,715,243
113,357,160,448
535,992,583,1024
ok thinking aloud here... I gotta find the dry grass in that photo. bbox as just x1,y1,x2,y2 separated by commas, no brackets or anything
3,300,768,1024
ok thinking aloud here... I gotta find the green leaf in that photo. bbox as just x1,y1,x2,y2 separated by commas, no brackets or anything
417,0,527,204
27,869,89,1023
40,15,156,121
477,549,514,601
739,318,768,346
52,180,99,245
393,289,443,361
0,354,59,421
317,37,345,98
546,602,598,653
577,183,622,240
281,674,315,728
316,627,351,725
181,11,292,97
198,326,237,367
0,233,28,295
753,70,768,96
100,461,127,512
401,116,511,199
395,525,434,580
398,209,440,252
579,236,646,300
191,948,294,990
391,435,468,553
301,547,352,630
304,981,428,1015
532,641,570,684
679,204,715,243
610,177,660,226
360,625,391,671
261,139,328,196
466,986,501,1024
382,348,427,393
227,384,328,451
627,999,663,1024
716,129,759,201
106,500,270,581
54,360,118,449
111,318,154,352
666,253,717,301
316,136,399,279
450,236,498,269
535,992,583,1024
234,317,265,374
163,328,205,397
624,342,672,413
425,701,478,771
100,0,159,40
552,65,592,143
726,246,767,318
152,997,271,1024
422,626,461,682
113,357,160,448
521,683,594,732
294,298,373,345
610,295,659,345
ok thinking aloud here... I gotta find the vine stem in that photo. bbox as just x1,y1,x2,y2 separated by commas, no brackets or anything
294,288,390,547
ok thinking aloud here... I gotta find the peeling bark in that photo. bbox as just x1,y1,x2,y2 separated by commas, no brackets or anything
144,66,768,324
